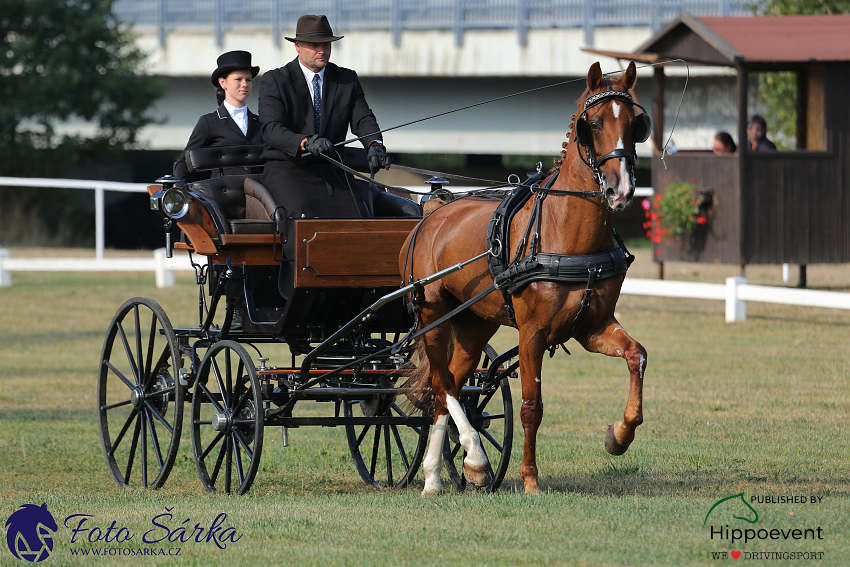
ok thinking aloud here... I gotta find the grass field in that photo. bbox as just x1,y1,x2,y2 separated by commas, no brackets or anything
1,249,848,566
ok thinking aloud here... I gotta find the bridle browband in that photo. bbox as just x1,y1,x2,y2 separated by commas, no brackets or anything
574,79,652,191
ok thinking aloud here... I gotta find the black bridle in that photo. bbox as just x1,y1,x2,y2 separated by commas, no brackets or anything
573,81,652,190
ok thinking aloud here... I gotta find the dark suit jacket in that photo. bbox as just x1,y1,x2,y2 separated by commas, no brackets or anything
174,104,263,182
258,58,383,220
259,59,381,162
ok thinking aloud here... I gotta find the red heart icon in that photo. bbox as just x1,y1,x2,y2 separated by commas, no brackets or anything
731,551,741,560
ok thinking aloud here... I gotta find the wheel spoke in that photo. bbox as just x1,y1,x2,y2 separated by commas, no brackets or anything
233,437,246,487
476,389,497,413
116,321,140,385
197,381,225,413
144,401,174,435
146,411,165,469
109,408,139,457
144,311,157,386
369,425,381,479
384,422,393,487
224,350,233,407
104,360,136,391
201,431,225,460
101,398,132,412
231,389,251,416
479,428,503,454
232,429,254,461
355,424,372,449
390,425,410,471
210,439,227,486
225,437,233,493
449,441,462,460
144,345,172,390
141,409,149,488
134,305,144,383
210,358,228,408
124,417,141,483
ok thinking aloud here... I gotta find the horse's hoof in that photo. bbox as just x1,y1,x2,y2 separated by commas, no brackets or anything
421,488,442,497
463,463,492,488
604,425,629,456
524,481,542,495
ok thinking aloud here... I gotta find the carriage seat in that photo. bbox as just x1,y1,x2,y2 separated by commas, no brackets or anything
185,144,265,176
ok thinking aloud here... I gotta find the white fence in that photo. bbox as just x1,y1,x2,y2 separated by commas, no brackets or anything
0,176,150,260
2,177,848,321
2,248,849,322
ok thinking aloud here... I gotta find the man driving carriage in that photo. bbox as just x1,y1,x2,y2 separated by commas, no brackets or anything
259,14,421,220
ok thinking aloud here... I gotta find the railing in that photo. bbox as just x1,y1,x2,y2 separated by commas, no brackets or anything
2,248,847,320
0,177,150,261
113,0,752,47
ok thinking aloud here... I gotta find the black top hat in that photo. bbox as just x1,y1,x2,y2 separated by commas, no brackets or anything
211,51,260,87
285,15,343,43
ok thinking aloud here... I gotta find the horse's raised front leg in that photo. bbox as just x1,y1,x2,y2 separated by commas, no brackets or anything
581,318,647,455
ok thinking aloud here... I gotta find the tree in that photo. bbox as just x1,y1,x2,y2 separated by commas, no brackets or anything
1,0,166,245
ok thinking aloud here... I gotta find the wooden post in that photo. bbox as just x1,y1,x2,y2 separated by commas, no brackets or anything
653,66,665,153
798,265,807,289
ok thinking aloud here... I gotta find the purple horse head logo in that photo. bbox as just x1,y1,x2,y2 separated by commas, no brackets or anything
5,504,58,562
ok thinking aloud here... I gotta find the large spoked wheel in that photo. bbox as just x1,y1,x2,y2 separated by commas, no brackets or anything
191,340,263,495
344,395,430,489
444,345,514,493
98,297,183,489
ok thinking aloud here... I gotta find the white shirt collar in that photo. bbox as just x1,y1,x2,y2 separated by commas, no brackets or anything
223,100,247,118
298,60,325,85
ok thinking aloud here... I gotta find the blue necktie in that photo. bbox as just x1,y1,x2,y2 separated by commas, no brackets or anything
312,74,321,135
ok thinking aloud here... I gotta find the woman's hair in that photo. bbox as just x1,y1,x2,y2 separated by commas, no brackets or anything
215,85,225,106
715,131,737,153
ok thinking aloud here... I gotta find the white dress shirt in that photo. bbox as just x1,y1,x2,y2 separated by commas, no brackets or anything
223,100,248,136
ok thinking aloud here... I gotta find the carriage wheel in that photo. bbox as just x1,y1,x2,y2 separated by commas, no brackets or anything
191,340,263,495
98,297,183,489
344,396,429,489
443,345,514,493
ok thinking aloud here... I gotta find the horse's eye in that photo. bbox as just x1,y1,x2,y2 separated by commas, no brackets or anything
590,120,600,131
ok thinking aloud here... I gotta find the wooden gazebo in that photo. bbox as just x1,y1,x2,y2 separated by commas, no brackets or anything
591,14,850,283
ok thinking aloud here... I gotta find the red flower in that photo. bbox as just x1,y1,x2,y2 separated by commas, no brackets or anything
697,215,707,225
690,177,696,183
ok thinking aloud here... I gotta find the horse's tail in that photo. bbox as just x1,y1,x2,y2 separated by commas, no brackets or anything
396,331,454,416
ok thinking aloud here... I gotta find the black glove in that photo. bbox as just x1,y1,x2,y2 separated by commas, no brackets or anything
367,142,391,173
304,135,334,157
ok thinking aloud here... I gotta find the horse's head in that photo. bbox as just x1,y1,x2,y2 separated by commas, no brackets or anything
573,61,651,210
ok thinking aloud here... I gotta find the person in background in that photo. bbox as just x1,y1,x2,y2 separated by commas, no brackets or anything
712,131,737,155
746,115,777,152
174,51,263,182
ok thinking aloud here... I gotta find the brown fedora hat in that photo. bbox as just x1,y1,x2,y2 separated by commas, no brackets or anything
285,15,343,43
211,50,259,87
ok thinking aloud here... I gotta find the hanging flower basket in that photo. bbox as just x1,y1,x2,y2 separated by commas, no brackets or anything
643,178,714,246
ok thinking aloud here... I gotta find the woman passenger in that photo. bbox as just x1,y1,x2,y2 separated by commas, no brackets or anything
174,51,263,182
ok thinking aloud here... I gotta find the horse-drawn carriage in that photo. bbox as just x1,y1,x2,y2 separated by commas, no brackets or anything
97,142,516,495
97,61,649,496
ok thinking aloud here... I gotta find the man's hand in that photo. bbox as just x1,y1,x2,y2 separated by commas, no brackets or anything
304,135,334,156
367,142,391,173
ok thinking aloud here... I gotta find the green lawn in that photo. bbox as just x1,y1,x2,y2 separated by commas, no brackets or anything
1,253,848,566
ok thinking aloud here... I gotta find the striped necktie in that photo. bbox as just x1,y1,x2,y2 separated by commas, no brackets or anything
312,74,321,135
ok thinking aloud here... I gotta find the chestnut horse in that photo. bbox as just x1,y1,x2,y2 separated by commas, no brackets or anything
399,61,648,495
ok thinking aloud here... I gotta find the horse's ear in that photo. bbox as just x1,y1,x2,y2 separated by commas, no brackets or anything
622,61,637,90
587,62,603,91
